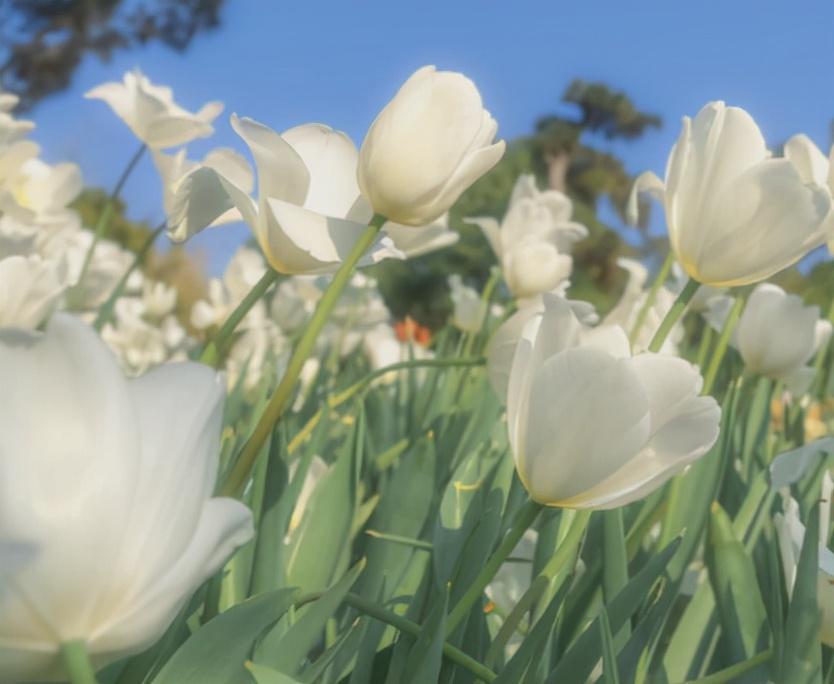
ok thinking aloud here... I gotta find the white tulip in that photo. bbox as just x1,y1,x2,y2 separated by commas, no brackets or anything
775,486,834,646
85,70,223,149
468,175,587,300
381,214,459,258
783,133,834,254
357,66,505,226
503,294,720,509
487,296,598,400
628,102,832,286
0,255,66,329
603,258,683,354
732,283,830,394
169,115,402,274
0,315,253,681
448,275,486,333
152,147,253,241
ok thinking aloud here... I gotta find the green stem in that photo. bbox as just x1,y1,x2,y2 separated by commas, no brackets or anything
702,295,745,396
93,221,166,331
629,251,675,347
446,499,543,633
286,357,483,456
74,143,147,292
647,277,699,353
219,218,385,497
199,268,280,367
602,508,629,645
294,591,497,682
812,297,834,397
60,640,99,684
676,648,771,684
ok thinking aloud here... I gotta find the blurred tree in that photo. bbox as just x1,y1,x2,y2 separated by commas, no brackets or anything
0,0,226,109
370,79,663,328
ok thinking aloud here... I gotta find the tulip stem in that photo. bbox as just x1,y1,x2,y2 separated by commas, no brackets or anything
446,498,543,633
220,217,386,497
72,143,147,297
60,640,99,684
199,268,280,367
286,357,485,456
293,591,497,682
93,221,166,331
647,277,699,353
702,295,745,396
629,251,675,347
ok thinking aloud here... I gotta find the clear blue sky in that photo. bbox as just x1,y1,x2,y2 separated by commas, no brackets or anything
28,0,834,274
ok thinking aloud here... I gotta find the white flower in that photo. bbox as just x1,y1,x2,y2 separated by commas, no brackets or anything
0,255,66,329
85,69,223,149
153,147,254,241
501,294,720,509
775,485,834,647
448,274,486,333
169,115,402,274
720,283,831,395
357,66,505,226
603,258,682,354
0,315,253,680
783,133,834,254
628,102,832,286
467,175,587,300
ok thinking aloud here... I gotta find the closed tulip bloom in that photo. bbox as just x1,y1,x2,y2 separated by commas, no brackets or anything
467,175,587,300
733,283,831,394
783,133,834,253
357,66,505,226
628,102,832,286
0,315,253,681
448,274,486,333
502,294,720,509
85,70,223,149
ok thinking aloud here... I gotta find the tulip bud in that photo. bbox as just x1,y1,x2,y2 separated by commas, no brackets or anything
495,294,720,509
629,102,833,286
357,66,505,226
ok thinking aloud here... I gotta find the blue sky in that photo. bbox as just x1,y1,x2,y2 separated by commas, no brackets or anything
27,0,834,274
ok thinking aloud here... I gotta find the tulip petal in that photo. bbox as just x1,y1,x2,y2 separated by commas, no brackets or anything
89,498,253,657
514,347,651,505
231,115,310,207
0,315,140,643
263,198,403,274
465,216,502,258
282,124,361,218
784,134,829,186
383,219,459,258
560,354,720,509
626,171,665,225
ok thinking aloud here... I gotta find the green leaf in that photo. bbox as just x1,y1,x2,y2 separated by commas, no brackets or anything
599,607,622,684
245,662,303,684
545,537,681,683
400,586,449,684
257,559,365,676
779,503,822,683
705,502,768,673
149,589,297,684
285,421,359,594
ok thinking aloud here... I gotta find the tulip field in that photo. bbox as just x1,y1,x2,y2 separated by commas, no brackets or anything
4,63,834,684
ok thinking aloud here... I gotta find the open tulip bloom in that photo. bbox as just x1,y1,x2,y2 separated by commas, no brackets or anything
0,315,253,681
492,294,721,509
629,101,834,287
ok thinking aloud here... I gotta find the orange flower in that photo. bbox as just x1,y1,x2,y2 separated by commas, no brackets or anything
394,316,432,347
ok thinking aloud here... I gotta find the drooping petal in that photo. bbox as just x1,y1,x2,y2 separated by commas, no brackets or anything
263,199,403,274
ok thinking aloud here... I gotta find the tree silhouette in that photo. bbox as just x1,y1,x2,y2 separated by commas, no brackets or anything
0,0,226,109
